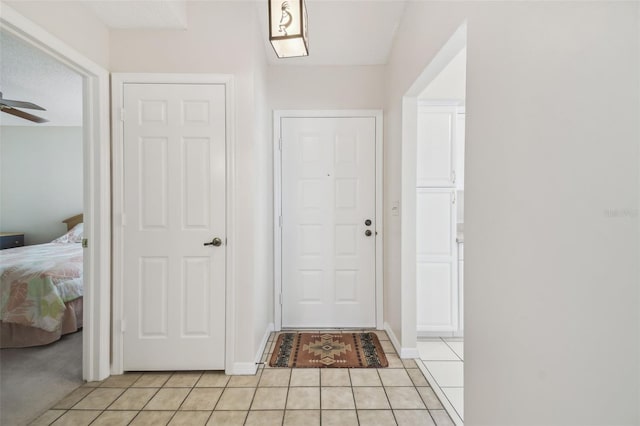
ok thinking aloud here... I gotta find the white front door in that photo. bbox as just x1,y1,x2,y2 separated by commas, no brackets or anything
281,117,376,328
122,83,226,370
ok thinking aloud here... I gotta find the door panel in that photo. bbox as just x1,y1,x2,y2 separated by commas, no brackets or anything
417,106,457,187
122,83,225,370
281,117,376,328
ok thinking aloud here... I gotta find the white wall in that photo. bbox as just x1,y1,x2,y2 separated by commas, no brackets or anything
0,126,83,245
4,1,110,69
419,47,466,101
267,65,385,110
110,1,270,369
386,1,639,424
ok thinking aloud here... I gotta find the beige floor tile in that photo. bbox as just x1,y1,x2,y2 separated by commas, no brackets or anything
429,409,455,426
349,369,382,386
53,387,93,409
73,388,125,410
144,388,190,411
91,410,139,426
357,409,397,426
250,387,288,410
289,369,319,387
51,410,101,426
227,374,261,388
180,388,223,410
168,410,210,425
129,411,174,426
353,387,390,409
321,386,355,409
206,411,247,425
133,373,171,388
416,387,443,410
283,410,320,426
258,369,291,387
408,368,430,386
384,355,405,368
381,341,396,354
109,388,157,410
100,374,142,388
216,388,256,410
165,372,203,388
378,369,413,386
244,410,284,426
369,330,388,340
394,410,435,426
30,410,66,426
321,410,358,426
320,368,351,386
285,387,320,410
196,372,230,388
82,381,103,388
402,359,418,369
386,387,426,409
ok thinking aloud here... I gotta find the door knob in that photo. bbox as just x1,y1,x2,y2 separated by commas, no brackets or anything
365,219,372,226
204,237,223,247
365,230,372,237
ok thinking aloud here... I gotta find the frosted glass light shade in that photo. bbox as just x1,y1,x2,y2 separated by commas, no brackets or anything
269,0,308,58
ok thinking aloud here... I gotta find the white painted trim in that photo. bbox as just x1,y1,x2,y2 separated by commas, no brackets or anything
0,4,111,382
273,110,384,331
256,322,274,364
416,360,464,426
111,73,235,374
384,322,419,359
230,363,259,376
401,22,467,356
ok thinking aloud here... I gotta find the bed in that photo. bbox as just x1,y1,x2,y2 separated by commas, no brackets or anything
0,215,84,348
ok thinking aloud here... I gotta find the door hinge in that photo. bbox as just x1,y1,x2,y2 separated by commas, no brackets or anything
451,170,456,184
121,319,127,333
120,108,125,122
82,238,88,248
279,293,283,305
279,216,283,228
278,138,282,151
452,192,456,204
121,213,127,226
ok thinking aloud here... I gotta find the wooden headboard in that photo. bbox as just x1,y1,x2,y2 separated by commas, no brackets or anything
62,214,83,231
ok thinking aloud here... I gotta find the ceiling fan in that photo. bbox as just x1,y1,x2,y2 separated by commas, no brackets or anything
0,92,48,123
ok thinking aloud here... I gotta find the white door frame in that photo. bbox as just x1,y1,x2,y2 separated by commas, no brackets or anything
111,73,236,374
273,110,384,331
0,5,111,381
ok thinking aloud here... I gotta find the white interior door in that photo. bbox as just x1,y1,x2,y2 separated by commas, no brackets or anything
416,188,458,332
281,117,376,328
122,83,226,370
416,105,457,187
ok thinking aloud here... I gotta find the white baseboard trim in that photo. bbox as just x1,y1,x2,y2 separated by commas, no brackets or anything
384,322,420,359
228,322,274,375
230,362,258,375
256,322,275,364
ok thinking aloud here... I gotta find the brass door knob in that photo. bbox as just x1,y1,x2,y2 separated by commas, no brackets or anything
204,237,223,247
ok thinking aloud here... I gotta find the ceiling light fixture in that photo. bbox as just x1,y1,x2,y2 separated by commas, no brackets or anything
269,0,308,58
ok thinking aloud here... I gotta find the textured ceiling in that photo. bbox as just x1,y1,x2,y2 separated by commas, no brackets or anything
83,0,188,29
0,31,83,127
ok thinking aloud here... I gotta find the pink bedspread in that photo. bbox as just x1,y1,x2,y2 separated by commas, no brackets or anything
0,243,83,332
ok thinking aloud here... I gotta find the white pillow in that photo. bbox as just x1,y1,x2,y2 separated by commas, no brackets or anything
52,223,83,244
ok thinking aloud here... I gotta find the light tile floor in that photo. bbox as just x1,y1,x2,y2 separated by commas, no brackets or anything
30,331,455,426
416,338,463,424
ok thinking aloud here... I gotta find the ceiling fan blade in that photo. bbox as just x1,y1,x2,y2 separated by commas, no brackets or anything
0,98,46,111
1,106,49,123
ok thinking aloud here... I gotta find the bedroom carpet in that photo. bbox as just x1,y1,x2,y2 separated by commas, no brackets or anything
0,330,83,426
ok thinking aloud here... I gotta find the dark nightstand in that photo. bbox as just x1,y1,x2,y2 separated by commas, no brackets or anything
0,233,25,249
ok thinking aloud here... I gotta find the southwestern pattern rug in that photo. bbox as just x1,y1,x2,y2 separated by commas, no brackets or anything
269,332,388,368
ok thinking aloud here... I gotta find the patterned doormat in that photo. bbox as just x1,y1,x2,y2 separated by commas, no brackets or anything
269,332,388,368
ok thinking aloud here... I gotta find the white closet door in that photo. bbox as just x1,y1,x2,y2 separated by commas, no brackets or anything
416,188,458,332
122,83,226,370
281,117,376,328
417,105,457,187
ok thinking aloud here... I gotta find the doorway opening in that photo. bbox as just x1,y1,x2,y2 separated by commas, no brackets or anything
0,2,112,388
400,22,467,425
